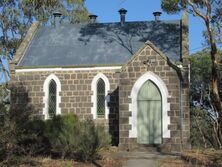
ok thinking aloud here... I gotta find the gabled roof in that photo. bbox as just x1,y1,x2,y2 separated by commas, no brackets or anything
18,20,181,67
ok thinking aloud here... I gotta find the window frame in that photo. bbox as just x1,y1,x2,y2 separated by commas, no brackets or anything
91,73,110,119
43,74,61,120
48,79,57,118
96,78,106,117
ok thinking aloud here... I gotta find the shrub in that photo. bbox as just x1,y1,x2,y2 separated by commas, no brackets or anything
190,107,220,148
75,119,111,162
18,119,49,155
44,115,111,162
44,114,80,159
0,107,111,163
0,101,47,164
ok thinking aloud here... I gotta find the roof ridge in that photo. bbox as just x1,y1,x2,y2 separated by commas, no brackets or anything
38,19,181,29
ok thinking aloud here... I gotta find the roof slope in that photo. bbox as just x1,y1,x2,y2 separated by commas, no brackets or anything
18,20,181,66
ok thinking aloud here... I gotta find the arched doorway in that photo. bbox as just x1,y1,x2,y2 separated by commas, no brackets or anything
137,80,162,144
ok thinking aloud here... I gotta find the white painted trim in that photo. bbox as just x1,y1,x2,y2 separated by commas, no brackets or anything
91,73,110,119
129,71,170,139
43,74,61,120
15,66,122,73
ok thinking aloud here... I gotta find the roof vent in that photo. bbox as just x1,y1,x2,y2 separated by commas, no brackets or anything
153,11,162,21
89,14,98,23
118,8,127,26
53,11,62,27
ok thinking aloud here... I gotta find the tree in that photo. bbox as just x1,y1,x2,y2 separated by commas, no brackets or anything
0,0,89,92
190,49,222,148
0,0,89,60
161,0,222,148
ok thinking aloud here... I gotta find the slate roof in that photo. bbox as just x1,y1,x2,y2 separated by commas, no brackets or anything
18,20,181,66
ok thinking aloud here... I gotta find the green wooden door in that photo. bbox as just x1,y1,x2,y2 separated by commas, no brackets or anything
137,80,162,144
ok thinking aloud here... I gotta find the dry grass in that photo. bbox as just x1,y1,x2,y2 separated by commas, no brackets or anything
15,157,123,167
4,148,222,167
1,147,125,167
159,157,201,167
159,149,222,167
181,149,222,167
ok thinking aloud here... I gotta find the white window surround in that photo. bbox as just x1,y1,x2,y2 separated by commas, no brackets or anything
91,73,110,119
43,74,61,120
129,71,171,138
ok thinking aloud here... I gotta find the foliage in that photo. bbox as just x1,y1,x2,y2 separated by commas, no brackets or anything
190,107,216,148
0,102,7,161
190,50,211,108
0,109,111,164
189,50,222,148
0,0,89,60
18,119,49,156
0,84,111,164
161,0,222,149
0,97,39,164
190,49,222,112
75,120,111,162
161,0,221,47
45,115,111,162
0,85,47,163
44,114,80,159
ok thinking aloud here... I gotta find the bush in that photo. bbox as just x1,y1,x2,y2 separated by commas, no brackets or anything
45,115,111,162
0,101,47,164
18,119,49,155
44,114,80,159
75,119,111,162
0,108,111,163
190,107,220,148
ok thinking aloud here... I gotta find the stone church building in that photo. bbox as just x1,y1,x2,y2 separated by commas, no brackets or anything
10,9,190,152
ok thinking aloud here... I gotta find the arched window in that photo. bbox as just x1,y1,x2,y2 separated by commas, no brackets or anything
43,74,61,120
97,79,105,117
48,79,57,118
91,73,110,119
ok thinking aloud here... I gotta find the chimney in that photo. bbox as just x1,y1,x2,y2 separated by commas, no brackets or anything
118,8,127,26
153,11,162,21
89,14,98,23
53,11,62,27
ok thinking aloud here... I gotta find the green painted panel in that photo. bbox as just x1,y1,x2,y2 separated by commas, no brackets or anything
137,80,162,144
149,101,162,144
137,80,161,100
137,101,149,144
